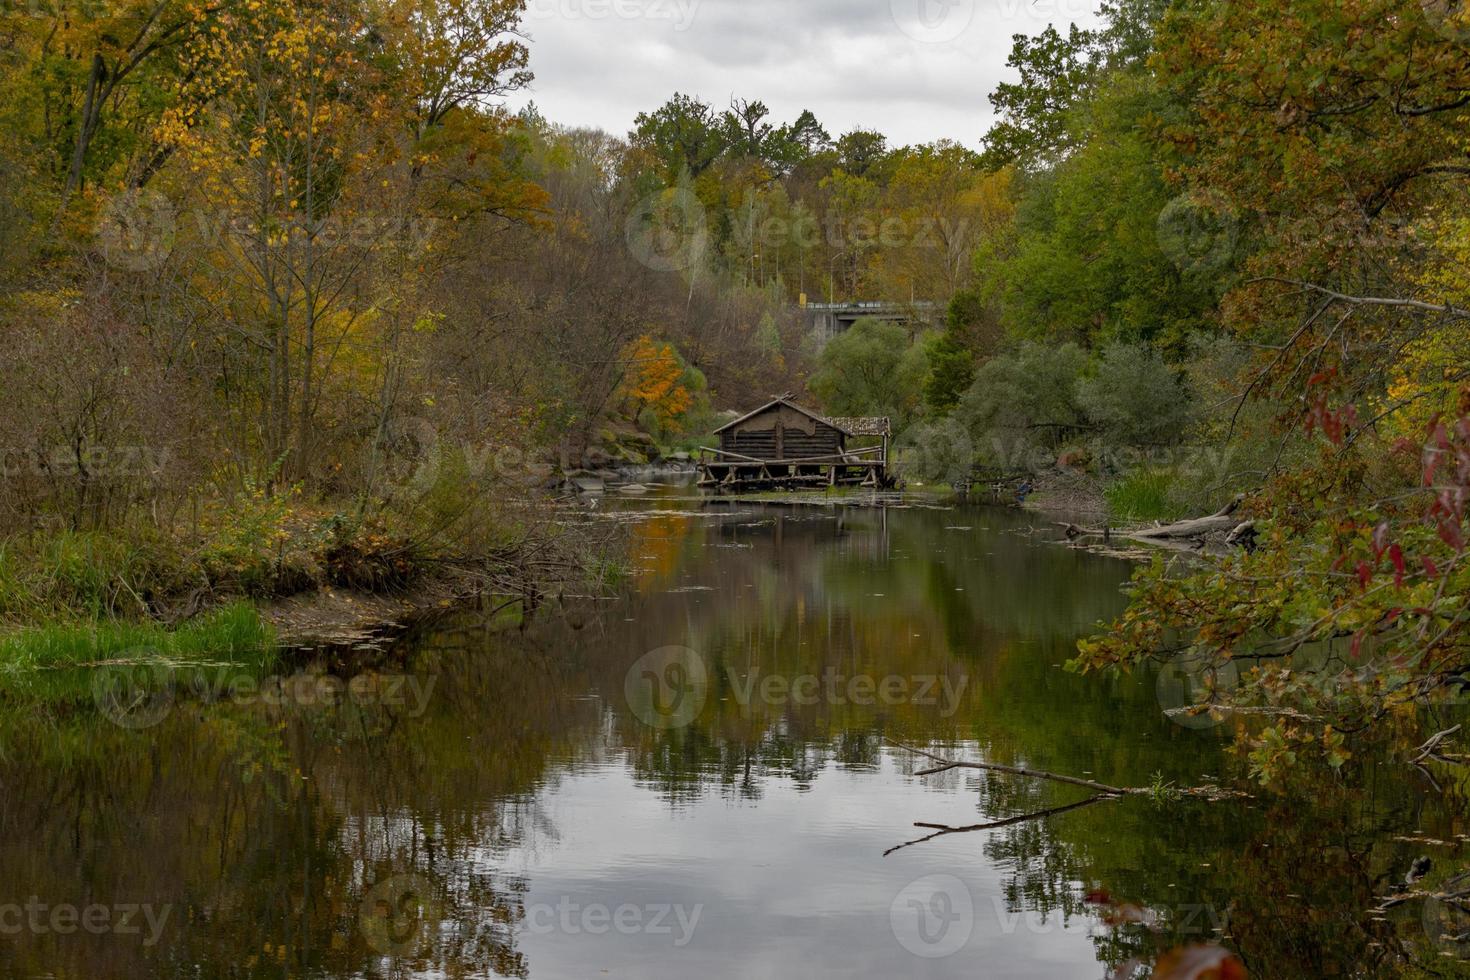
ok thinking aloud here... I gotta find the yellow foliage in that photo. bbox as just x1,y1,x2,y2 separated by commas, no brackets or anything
1385,212,1470,435
619,335,692,427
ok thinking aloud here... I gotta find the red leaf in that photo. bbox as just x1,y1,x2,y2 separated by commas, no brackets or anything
1423,556,1440,579
1356,561,1372,588
1389,544,1405,586
1152,944,1248,980
1350,631,1364,660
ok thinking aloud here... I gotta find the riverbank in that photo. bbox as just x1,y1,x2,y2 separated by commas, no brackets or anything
0,490,616,702
1018,468,1110,520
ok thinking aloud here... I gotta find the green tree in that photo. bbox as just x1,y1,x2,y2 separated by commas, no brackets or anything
631,93,729,181
921,330,975,416
980,23,1099,171
1076,342,1193,447
809,319,928,427
976,75,1222,352
955,342,1089,467
833,129,890,180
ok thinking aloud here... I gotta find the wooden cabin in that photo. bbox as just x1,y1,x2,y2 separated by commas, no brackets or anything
698,396,892,491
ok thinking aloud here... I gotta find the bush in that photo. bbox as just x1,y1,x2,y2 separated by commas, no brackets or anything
195,483,326,597
1076,342,1193,447
954,341,1089,469
894,418,974,485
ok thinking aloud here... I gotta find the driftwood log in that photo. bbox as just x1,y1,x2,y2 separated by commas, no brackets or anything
1129,494,1245,541
1057,495,1255,553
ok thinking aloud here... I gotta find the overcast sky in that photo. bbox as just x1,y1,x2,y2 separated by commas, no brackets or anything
506,0,1105,149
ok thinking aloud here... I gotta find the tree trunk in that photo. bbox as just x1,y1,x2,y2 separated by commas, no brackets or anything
1129,494,1245,541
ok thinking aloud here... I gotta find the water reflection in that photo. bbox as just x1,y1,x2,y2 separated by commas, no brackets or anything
0,496,1463,977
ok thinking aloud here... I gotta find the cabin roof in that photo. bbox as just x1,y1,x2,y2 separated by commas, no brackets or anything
713,396,890,438
825,416,891,437
712,396,836,435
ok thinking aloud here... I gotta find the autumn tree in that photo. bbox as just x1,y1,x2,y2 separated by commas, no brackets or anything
618,335,692,430
1072,0,1470,783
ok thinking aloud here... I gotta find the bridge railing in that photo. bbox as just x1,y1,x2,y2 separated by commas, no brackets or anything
799,301,936,312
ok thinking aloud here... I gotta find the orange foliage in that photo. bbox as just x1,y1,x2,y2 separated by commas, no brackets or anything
620,335,691,427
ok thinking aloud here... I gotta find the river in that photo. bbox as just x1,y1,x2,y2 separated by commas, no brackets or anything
0,491,1462,977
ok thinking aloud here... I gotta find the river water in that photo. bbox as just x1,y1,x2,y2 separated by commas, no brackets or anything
0,492,1463,977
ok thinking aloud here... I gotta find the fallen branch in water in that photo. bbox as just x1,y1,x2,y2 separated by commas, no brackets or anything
889,742,1250,803
1163,703,1316,723
892,740,1138,795
883,794,1116,856
1055,521,1111,541
1411,724,1464,765
1372,871,1470,913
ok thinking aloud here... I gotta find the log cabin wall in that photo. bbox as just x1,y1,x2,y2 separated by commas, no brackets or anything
719,404,844,460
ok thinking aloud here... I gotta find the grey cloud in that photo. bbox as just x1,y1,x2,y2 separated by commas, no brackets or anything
511,0,1105,147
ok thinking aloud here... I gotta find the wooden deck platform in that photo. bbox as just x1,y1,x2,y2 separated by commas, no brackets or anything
695,445,893,492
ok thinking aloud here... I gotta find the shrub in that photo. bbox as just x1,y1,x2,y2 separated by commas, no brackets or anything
954,341,1089,469
1076,342,1193,447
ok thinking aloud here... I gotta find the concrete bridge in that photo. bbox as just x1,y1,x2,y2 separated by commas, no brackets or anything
797,300,938,343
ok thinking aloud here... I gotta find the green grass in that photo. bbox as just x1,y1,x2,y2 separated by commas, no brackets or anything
0,601,272,671
0,529,182,621
0,603,277,711
1105,468,1189,523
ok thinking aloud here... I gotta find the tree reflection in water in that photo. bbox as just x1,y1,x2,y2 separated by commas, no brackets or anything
0,498,1465,977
